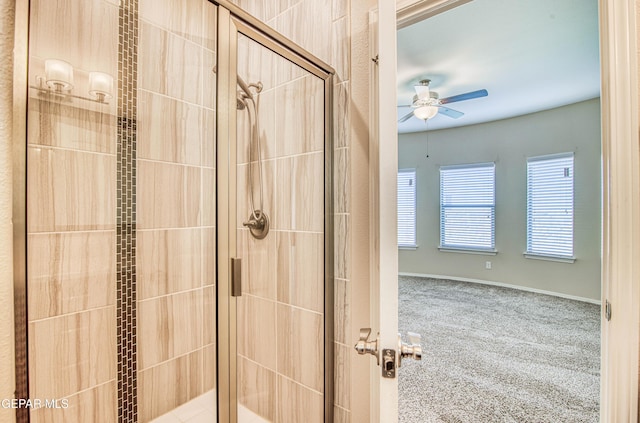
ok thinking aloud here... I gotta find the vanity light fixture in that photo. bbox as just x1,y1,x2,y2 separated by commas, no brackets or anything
44,59,74,91
88,71,114,102
32,59,114,104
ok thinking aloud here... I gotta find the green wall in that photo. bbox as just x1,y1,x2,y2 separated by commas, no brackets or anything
398,98,602,301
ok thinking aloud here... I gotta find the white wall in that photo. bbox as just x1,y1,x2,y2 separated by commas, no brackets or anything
398,98,602,301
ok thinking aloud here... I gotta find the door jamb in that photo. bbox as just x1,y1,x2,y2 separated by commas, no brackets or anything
369,0,640,421
597,0,640,420
370,0,399,421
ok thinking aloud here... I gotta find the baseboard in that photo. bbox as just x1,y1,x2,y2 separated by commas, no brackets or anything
398,272,602,305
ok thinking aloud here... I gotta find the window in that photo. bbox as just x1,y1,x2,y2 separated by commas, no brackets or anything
526,153,575,260
398,169,417,247
440,163,495,252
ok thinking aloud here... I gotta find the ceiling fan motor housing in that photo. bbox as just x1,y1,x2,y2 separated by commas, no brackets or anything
412,91,439,107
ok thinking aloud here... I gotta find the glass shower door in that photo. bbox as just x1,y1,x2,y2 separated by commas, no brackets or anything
235,33,326,423
24,0,219,422
216,7,333,422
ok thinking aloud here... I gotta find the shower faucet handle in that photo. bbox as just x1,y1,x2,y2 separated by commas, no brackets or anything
243,211,270,240
242,218,261,229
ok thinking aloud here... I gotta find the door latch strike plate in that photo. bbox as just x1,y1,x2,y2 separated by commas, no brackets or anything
382,349,396,378
605,300,611,321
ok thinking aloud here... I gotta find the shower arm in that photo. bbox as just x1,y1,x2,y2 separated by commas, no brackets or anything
211,66,262,100
236,75,253,99
238,77,263,101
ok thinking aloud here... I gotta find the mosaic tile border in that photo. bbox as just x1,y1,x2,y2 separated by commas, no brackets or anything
116,0,139,421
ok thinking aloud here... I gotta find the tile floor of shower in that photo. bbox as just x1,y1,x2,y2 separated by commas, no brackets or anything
150,390,267,423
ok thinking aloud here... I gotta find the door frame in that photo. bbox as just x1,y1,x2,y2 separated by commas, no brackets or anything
370,0,640,421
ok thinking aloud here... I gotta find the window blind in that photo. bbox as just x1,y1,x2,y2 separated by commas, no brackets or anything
398,169,417,247
527,153,574,258
440,163,495,250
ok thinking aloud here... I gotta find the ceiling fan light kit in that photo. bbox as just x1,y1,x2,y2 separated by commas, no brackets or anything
414,105,439,120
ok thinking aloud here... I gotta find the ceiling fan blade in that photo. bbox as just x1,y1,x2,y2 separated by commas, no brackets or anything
440,89,488,105
397,104,413,108
437,106,464,119
398,111,415,123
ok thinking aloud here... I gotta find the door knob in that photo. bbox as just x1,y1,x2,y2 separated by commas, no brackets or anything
398,331,422,367
354,328,379,365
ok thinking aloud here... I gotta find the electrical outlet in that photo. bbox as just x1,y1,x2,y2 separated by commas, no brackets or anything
485,261,492,270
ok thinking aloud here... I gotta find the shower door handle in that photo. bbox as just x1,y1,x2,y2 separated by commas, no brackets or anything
231,258,242,297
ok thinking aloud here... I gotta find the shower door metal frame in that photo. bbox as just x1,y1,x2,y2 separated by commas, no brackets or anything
214,2,335,422
12,2,30,423
12,1,334,421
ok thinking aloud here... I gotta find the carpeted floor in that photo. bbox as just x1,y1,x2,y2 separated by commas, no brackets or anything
398,276,600,423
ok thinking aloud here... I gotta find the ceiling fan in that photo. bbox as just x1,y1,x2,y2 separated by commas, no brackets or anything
398,79,488,123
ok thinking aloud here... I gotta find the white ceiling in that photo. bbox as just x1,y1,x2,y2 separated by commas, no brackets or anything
396,0,600,134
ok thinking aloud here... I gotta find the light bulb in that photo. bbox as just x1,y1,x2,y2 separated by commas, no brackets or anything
44,59,74,91
89,72,114,102
413,106,438,120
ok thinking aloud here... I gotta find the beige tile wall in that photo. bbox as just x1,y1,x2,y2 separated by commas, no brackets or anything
30,381,118,423
27,0,218,421
238,357,277,421
28,306,116,400
26,0,352,421
237,295,277,371
277,375,324,423
26,0,119,420
27,147,116,233
27,231,116,320
29,0,119,80
276,232,324,313
276,305,324,392
136,0,217,420
138,350,204,421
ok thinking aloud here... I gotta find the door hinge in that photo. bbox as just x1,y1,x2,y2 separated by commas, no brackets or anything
372,54,379,65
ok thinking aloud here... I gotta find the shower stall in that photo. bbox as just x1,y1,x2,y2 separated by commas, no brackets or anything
17,0,334,422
